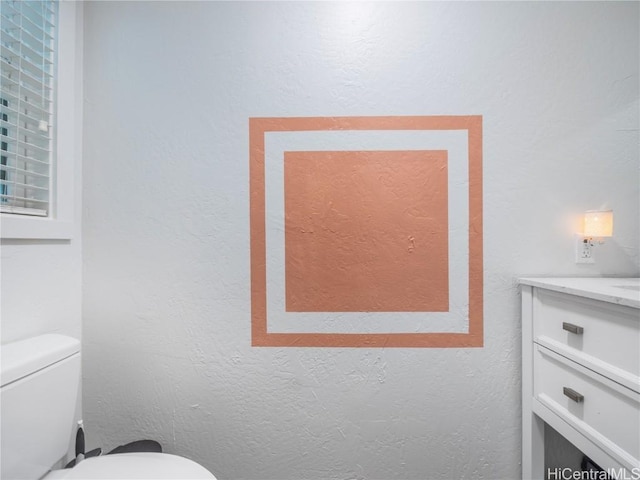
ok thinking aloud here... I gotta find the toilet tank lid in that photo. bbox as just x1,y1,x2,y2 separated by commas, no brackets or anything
1,334,80,387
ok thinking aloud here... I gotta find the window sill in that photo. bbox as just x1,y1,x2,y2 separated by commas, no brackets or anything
1,215,73,240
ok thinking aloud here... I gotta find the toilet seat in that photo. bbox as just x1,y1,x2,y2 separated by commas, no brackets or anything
43,452,217,479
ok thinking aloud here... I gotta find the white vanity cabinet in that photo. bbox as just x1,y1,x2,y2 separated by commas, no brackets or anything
520,278,640,479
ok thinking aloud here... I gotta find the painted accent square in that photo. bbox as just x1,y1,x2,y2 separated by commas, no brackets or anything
284,150,449,313
250,116,483,348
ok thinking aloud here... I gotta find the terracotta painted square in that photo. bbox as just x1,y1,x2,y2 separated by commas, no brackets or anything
284,150,449,312
250,116,483,348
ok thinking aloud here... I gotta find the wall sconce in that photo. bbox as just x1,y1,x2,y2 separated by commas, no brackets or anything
576,210,613,263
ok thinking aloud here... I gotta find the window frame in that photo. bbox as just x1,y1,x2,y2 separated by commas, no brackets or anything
1,1,81,240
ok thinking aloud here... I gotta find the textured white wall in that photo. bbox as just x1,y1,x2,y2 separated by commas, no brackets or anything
1,239,82,342
82,2,639,479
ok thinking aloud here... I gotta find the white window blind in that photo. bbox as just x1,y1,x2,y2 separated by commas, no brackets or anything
0,0,57,217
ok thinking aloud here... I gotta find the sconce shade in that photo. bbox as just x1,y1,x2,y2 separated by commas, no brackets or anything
583,210,613,238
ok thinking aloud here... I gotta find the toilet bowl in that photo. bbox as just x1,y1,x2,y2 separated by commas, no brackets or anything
0,334,217,480
43,452,216,479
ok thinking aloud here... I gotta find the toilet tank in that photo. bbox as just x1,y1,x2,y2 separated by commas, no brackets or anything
1,334,81,480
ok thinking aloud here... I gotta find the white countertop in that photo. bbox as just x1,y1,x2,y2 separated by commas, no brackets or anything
518,277,640,309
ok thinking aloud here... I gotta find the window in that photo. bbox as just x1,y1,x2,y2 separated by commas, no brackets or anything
0,0,78,240
0,0,57,217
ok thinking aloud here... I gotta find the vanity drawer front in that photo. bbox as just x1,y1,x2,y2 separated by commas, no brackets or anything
533,289,640,377
534,345,640,463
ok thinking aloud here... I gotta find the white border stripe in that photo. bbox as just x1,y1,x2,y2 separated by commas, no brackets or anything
265,130,469,334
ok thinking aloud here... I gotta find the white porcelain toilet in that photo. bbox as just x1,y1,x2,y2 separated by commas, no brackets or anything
0,334,217,480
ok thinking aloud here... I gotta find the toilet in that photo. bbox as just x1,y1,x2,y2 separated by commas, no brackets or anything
0,334,217,480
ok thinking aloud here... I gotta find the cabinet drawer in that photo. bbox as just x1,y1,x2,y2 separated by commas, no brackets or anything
533,289,640,379
534,344,640,465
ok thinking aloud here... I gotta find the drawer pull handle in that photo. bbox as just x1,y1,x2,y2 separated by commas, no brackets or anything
563,387,584,403
562,322,584,335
